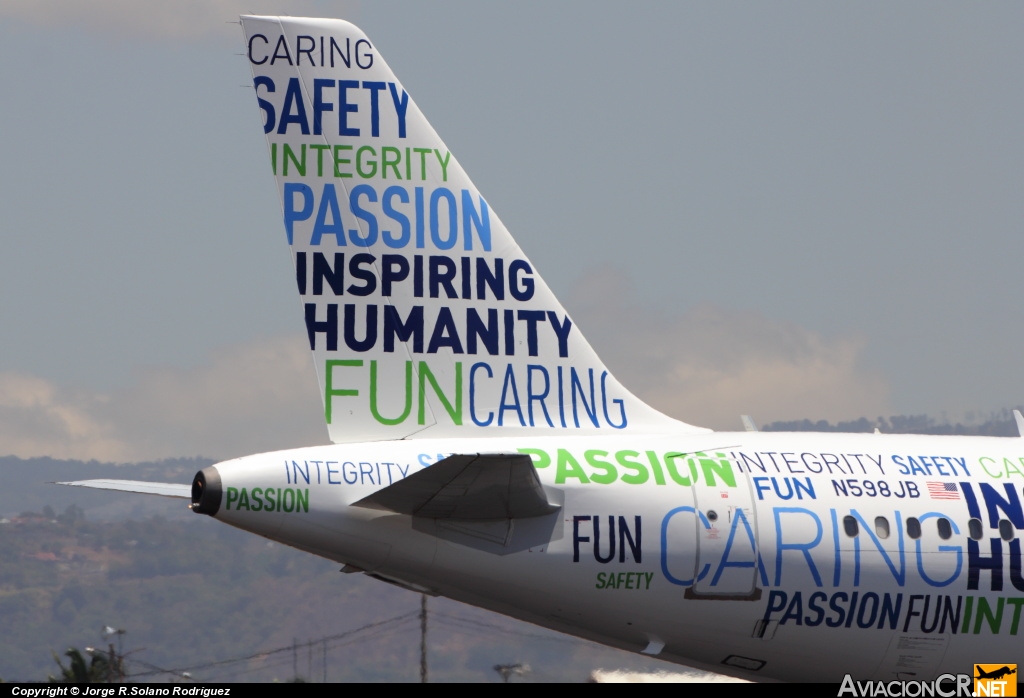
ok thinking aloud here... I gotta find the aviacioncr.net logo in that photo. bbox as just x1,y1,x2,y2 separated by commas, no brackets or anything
974,665,1017,697
838,674,973,697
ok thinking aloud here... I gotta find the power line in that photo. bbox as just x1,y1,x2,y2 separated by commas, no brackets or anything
125,606,589,682
126,611,419,679
226,621,417,681
430,611,586,644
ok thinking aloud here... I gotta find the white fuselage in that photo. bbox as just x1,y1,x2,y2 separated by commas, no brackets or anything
207,430,1022,682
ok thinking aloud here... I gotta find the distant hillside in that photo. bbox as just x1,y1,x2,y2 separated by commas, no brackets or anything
763,409,1023,436
0,456,211,521
0,508,677,682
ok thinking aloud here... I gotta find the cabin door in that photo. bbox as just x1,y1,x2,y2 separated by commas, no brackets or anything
686,453,760,598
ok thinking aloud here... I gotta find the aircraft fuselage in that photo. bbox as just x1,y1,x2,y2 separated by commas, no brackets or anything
203,431,1023,682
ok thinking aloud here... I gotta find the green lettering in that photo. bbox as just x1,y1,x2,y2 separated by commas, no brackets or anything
413,147,432,179
418,361,462,425
585,450,617,485
979,457,1001,478
356,145,377,178
555,449,589,484
265,487,276,512
1005,458,1024,478
333,144,353,178
595,572,606,589
283,143,306,177
434,149,450,181
1007,598,1024,635
226,487,239,510
644,572,653,589
616,450,648,485
624,573,634,590
310,144,330,176
700,452,736,487
646,451,666,485
251,487,264,512
518,448,551,468
283,488,295,513
381,146,402,179
370,360,412,425
237,488,251,511
296,488,309,513
974,597,1004,634
324,359,362,424
664,453,692,486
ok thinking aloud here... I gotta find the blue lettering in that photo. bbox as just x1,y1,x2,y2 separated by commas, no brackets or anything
774,507,824,587
283,183,314,245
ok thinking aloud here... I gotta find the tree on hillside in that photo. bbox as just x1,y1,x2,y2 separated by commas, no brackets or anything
49,648,114,683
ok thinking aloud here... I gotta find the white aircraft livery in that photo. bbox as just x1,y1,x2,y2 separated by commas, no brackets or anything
62,16,1023,685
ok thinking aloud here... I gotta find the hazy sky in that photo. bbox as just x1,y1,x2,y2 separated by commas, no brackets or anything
2,1,1023,461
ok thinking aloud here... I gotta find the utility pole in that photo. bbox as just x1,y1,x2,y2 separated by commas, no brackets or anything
101,626,126,682
419,594,428,683
493,663,531,683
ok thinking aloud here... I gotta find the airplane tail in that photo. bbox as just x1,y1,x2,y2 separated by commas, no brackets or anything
240,16,707,442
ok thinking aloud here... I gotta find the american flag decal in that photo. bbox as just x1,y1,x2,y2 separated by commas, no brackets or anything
927,482,960,500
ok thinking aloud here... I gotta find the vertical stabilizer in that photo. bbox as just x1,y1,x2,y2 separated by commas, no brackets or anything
241,16,707,441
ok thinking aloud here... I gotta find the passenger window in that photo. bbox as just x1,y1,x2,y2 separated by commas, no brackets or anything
937,518,952,540
999,519,1015,541
906,517,922,539
969,518,983,540
843,516,859,537
874,517,890,539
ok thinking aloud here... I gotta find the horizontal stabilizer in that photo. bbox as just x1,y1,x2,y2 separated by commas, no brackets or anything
353,453,558,520
56,479,191,499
